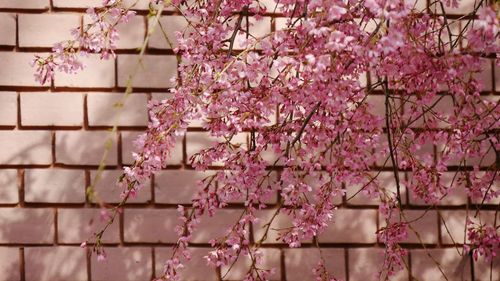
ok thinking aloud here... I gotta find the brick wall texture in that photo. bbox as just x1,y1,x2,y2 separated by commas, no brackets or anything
0,0,498,280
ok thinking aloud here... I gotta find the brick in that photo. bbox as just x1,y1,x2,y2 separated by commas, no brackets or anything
411,248,472,281
474,255,499,281
154,170,214,204
475,59,493,92
0,52,49,87
439,210,496,245
52,0,102,8
149,16,188,49
53,0,149,9
439,210,467,245
89,169,151,203
123,209,178,243
58,208,120,243
349,248,408,281
0,248,20,281
122,132,183,165
55,131,118,166
318,209,377,243
55,55,115,88
358,71,368,87
121,131,141,165
191,209,247,243
259,0,279,10
186,114,209,128
495,64,500,92
440,0,476,15
24,169,85,203
117,55,177,88
18,14,81,48
284,248,345,281
24,247,87,281
0,208,54,243
258,141,278,164
437,176,467,206
253,209,306,244
155,247,219,280
369,71,384,89
0,169,18,204
123,0,151,10
0,0,49,9
87,93,148,127
365,94,388,119
0,92,17,126
222,248,281,280
0,131,52,165
346,172,406,206
381,210,438,244
20,92,84,126
91,247,152,281
151,92,170,101
275,17,290,31
410,0,427,11
0,14,16,46
116,16,145,49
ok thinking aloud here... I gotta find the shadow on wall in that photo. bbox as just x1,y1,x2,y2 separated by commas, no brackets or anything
24,247,87,281
0,136,54,243
0,169,18,204
54,132,118,166
0,247,21,281
91,247,153,281
0,134,156,281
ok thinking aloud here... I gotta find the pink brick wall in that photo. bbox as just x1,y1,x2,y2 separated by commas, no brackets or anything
0,0,498,280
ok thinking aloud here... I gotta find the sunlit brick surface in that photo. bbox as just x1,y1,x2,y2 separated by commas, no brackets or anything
0,1,498,280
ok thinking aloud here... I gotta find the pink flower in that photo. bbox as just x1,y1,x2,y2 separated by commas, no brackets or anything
465,220,500,262
99,209,111,222
29,1,500,279
97,250,107,262
327,5,347,21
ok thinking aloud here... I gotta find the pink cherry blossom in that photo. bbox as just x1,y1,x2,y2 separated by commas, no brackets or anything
465,220,500,262
31,0,500,280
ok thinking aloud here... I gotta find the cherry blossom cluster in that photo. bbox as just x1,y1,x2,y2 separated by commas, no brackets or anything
468,5,500,53
150,0,499,279
32,0,499,280
31,0,136,84
464,219,500,262
377,221,409,277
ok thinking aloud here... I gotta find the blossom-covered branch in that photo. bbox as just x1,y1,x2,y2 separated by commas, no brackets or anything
32,0,499,280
